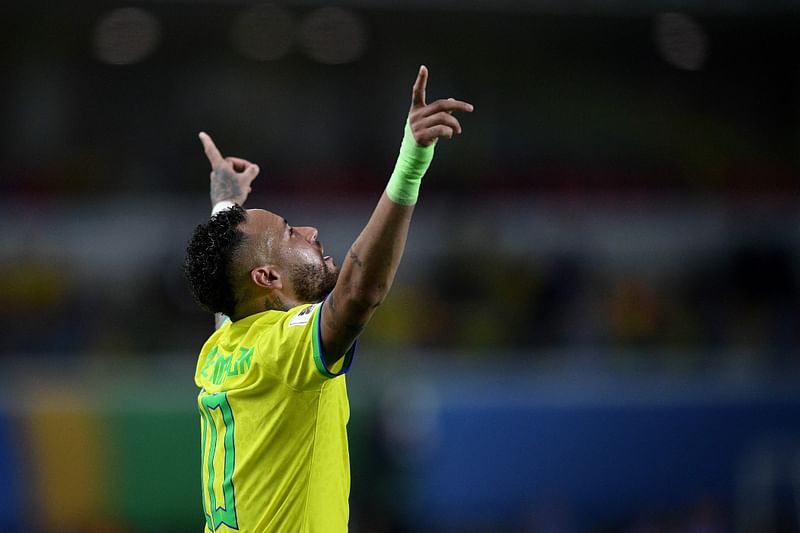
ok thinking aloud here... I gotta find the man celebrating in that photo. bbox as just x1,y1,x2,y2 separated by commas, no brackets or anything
184,66,473,532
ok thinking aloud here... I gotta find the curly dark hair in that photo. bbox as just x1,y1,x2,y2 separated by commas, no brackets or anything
184,205,247,317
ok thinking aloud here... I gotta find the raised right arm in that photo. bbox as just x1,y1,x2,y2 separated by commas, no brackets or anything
319,66,473,363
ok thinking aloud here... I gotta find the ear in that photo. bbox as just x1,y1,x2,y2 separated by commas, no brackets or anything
251,265,283,290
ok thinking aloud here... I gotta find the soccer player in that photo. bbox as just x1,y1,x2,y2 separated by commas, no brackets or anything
184,66,473,532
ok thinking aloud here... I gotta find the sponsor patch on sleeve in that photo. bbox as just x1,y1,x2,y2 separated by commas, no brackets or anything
288,303,319,327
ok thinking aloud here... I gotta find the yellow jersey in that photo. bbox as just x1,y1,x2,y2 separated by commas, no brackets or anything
194,302,354,532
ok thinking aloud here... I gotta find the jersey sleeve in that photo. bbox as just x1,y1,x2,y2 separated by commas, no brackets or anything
265,301,355,390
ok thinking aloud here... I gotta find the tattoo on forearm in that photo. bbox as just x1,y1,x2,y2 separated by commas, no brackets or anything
210,168,241,204
347,248,363,268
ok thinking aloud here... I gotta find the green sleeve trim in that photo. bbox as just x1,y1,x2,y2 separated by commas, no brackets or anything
311,301,355,379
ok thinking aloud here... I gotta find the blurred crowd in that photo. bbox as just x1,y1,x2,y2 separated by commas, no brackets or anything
2,205,797,374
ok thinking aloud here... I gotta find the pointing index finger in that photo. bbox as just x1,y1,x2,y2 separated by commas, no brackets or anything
198,131,224,169
411,65,428,109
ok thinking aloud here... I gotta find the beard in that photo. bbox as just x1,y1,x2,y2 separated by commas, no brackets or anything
289,260,339,303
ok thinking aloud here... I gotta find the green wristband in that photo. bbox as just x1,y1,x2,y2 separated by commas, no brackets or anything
386,121,435,205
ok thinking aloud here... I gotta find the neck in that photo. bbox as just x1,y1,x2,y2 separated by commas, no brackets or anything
265,293,291,312
231,293,295,321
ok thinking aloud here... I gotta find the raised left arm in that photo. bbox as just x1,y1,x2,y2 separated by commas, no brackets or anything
199,131,260,209
198,131,261,329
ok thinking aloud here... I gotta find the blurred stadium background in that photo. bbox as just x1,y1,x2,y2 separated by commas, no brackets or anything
1,1,799,532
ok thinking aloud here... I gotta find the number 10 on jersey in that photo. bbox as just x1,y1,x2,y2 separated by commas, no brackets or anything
200,392,239,531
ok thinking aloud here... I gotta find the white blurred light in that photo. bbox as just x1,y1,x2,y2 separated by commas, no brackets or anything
231,4,294,62
299,7,367,65
653,12,709,71
94,7,161,65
